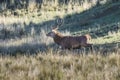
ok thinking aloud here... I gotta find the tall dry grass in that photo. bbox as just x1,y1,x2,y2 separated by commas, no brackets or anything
0,50,120,80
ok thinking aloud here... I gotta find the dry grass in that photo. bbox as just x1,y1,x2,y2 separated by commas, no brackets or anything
0,50,120,80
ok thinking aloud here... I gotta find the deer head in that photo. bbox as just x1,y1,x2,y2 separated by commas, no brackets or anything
46,18,63,38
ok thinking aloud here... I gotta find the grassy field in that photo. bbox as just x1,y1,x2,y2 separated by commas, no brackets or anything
0,0,120,80
0,50,120,80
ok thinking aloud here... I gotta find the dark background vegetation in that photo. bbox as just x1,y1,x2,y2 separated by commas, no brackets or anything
0,0,119,10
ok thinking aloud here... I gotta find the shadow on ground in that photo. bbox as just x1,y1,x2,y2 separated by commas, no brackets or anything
0,41,120,56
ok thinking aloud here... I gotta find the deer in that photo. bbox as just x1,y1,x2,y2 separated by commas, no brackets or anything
46,18,93,50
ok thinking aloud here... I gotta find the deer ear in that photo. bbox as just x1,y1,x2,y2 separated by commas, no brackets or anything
52,26,58,30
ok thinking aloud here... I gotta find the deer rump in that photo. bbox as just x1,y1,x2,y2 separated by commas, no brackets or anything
54,35,92,49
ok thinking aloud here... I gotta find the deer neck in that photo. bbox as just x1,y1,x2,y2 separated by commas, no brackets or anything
53,34,63,45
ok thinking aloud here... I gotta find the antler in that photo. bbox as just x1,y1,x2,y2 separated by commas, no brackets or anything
52,17,63,30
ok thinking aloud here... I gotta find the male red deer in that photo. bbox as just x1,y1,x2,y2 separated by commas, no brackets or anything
46,18,93,50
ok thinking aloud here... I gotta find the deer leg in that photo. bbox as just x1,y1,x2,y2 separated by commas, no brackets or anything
85,43,93,52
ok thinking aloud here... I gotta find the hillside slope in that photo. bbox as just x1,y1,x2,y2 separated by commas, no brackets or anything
61,3,120,36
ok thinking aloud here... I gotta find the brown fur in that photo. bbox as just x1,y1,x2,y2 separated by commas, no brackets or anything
46,30,93,50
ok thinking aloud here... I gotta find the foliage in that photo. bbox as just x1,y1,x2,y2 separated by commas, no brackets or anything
0,0,119,15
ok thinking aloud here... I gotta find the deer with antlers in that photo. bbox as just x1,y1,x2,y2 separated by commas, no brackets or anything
46,18,93,50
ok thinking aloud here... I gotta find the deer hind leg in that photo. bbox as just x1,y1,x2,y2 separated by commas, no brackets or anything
82,43,93,51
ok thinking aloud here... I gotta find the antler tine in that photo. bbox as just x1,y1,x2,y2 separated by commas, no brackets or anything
51,17,63,31
56,17,63,27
